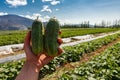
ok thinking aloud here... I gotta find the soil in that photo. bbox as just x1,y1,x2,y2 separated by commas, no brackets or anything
0,50,24,58
41,37,120,80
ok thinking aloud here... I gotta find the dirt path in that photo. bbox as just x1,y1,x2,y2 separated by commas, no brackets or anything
41,37,120,80
0,50,24,58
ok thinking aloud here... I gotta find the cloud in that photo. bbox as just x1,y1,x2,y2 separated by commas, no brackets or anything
33,13,42,19
59,19,72,24
41,5,52,13
20,14,51,22
20,13,42,20
44,15,50,20
32,0,35,3
33,13,41,17
41,15,50,22
51,0,60,5
21,13,75,24
42,0,52,2
42,0,60,5
0,12,8,16
55,8,59,11
24,15,32,19
6,0,27,7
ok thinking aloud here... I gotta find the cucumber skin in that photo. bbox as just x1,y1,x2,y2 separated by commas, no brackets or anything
45,18,60,56
31,20,43,55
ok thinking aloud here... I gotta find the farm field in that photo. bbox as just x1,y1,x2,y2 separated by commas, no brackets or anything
41,40,120,80
0,32,120,80
0,28,120,46
59,42,120,80
1,0,120,80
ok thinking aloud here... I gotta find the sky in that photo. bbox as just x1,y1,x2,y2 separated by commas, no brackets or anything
0,0,120,24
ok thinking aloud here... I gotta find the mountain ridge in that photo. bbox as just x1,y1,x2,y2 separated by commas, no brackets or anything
0,14,34,30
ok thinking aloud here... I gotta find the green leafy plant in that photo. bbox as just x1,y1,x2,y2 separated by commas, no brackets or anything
59,42,120,80
0,32,120,80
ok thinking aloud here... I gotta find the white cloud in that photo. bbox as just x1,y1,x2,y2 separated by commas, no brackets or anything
6,0,27,7
41,5,52,13
42,0,60,5
0,12,8,16
44,15,50,19
20,13,42,20
33,13,42,19
24,15,33,19
21,13,76,24
59,19,72,25
43,15,50,21
20,14,51,22
51,0,60,5
42,0,52,2
32,0,35,3
44,15,50,20
55,9,59,11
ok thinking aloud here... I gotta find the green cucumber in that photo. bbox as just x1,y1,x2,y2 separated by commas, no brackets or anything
31,19,43,55
45,18,60,56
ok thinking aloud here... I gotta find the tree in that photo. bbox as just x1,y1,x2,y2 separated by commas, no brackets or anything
101,20,106,28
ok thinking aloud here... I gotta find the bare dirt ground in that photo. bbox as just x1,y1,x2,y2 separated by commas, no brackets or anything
0,50,24,58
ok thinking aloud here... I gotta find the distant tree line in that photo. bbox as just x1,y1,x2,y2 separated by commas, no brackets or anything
94,20,120,28
28,19,120,29
61,19,120,28
61,21,90,28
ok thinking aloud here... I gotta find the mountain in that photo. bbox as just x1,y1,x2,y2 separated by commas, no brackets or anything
0,14,34,30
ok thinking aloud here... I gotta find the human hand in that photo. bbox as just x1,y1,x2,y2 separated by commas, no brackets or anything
24,31,63,71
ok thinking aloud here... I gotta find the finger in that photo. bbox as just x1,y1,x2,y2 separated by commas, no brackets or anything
24,31,31,49
57,38,63,45
24,31,33,56
40,54,54,66
57,47,63,56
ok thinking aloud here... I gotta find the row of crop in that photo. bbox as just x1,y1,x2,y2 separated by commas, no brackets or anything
59,42,120,80
61,28,120,38
0,30,26,46
39,33,120,78
0,30,27,36
0,60,25,80
0,28,120,46
0,34,25,46
0,33,120,80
